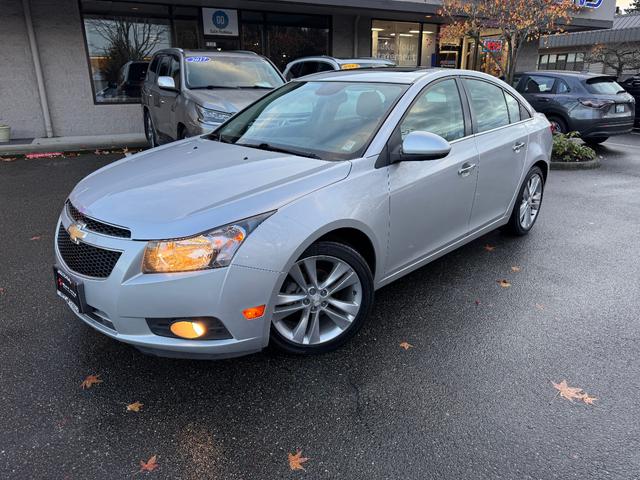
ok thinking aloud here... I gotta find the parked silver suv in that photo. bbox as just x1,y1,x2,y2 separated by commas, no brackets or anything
142,49,284,146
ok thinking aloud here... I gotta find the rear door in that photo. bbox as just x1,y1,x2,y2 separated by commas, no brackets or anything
464,78,529,231
518,74,556,113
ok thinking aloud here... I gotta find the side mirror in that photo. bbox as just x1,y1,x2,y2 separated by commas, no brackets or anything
157,76,176,91
400,131,451,161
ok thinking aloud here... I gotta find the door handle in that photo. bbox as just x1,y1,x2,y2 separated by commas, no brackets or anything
513,142,526,152
458,163,476,177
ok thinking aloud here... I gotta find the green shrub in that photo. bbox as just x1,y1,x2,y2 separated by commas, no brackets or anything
552,132,596,163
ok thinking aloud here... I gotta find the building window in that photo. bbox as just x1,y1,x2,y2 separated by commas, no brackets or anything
538,52,585,72
372,20,421,66
81,1,172,103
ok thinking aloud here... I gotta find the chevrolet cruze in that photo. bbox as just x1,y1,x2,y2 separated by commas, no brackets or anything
54,69,552,359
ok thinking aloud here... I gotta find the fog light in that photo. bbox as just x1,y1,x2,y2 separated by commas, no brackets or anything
242,305,266,320
170,320,207,339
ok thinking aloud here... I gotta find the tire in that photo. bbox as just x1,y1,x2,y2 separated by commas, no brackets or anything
584,136,608,146
546,115,567,134
504,166,545,236
270,241,374,355
178,126,188,140
145,111,158,148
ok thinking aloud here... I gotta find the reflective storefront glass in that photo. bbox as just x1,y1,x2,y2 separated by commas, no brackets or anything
372,20,439,67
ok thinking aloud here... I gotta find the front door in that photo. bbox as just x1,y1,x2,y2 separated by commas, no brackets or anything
155,55,181,139
386,78,479,276
463,78,529,230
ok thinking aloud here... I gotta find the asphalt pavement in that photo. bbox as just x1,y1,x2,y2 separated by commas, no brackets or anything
1,134,640,479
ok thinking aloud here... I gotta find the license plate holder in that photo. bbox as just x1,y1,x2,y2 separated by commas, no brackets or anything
54,267,87,314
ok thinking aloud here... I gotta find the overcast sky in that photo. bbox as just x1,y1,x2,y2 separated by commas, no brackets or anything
618,0,632,10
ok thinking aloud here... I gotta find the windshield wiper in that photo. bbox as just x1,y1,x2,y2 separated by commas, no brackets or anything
238,85,273,89
190,85,239,90
241,142,322,159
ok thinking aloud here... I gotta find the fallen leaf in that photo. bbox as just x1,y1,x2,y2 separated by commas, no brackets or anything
26,152,63,159
511,266,521,272
127,401,144,412
139,455,159,473
30,235,42,241
497,279,511,288
535,303,545,310
582,394,598,405
399,341,414,350
474,299,481,306
552,380,585,403
0,156,18,162
484,244,496,252
80,374,102,389
0,287,5,295
288,450,309,471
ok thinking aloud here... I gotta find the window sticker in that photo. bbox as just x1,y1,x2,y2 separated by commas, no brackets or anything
186,56,212,63
341,140,357,151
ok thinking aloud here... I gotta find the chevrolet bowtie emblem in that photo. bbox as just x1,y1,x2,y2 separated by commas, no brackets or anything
67,222,87,244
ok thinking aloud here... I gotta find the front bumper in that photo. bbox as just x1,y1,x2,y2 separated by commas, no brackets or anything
54,212,282,359
187,120,220,137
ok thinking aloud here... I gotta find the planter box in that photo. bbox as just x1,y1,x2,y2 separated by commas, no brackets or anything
0,125,10,143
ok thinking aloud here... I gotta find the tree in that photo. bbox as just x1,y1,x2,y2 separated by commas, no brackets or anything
584,42,640,77
439,0,579,83
626,0,640,13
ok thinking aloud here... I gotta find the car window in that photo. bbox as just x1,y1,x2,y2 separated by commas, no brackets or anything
464,79,510,133
147,57,160,82
584,77,624,95
400,79,465,142
287,63,303,80
213,81,408,160
157,56,171,78
299,62,321,77
316,62,334,73
170,56,181,89
504,92,521,123
556,79,570,94
523,75,555,94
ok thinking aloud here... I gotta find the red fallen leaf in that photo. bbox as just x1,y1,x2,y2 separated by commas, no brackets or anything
139,455,159,473
474,299,481,305
80,374,102,389
25,152,63,159
0,287,5,295
288,450,309,471
30,235,42,241
484,244,496,252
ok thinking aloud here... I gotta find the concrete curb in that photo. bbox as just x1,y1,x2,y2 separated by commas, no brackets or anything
550,158,601,170
0,134,148,155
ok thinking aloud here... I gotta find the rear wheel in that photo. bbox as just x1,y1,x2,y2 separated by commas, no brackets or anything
504,166,545,236
270,241,373,355
546,115,567,134
584,136,608,146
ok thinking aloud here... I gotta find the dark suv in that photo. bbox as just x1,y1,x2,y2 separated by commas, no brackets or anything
514,71,635,145
620,76,640,126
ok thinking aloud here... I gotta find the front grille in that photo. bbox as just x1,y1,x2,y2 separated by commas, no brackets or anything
57,224,122,278
66,201,131,238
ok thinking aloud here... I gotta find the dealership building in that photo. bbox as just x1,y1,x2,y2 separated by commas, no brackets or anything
2,0,617,140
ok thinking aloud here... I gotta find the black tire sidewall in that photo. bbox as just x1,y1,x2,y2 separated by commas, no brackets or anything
547,115,567,134
507,166,545,236
269,241,374,355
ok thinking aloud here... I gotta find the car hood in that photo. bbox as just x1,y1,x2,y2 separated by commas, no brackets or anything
69,138,351,240
186,88,272,113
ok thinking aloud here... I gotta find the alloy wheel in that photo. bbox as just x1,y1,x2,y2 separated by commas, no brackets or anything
519,173,543,230
146,114,157,148
272,255,363,346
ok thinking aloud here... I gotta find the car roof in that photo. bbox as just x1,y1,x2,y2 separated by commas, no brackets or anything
292,67,494,84
520,70,615,80
154,48,261,58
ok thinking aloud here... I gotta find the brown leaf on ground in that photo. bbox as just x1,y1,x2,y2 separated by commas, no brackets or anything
139,455,159,473
0,156,18,162
288,450,309,471
80,374,102,389
399,341,414,350
552,380,585,402
511,266,521,272
484,244,496,252
30,235,42,241
127,401,144,412
0,287,5,295
474,299,481,306
497,279,511,288
582,394,598,405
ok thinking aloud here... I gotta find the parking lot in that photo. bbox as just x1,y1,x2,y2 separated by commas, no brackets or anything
1,133,640,479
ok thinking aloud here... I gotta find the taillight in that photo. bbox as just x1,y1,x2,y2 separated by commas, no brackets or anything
579,98,614,109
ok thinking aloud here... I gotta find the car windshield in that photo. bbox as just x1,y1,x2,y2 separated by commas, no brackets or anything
209,81,408,160
584,78,624,95
185,55,284,89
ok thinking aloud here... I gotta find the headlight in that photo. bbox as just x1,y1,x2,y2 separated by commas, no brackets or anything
196,105,233,124
142,212,273,273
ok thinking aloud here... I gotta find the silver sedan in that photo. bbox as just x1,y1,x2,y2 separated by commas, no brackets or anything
54,69,552,359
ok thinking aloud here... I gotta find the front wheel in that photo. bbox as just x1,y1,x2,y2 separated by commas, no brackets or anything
270,241,374,355
144,111,158,148
504,166,545,236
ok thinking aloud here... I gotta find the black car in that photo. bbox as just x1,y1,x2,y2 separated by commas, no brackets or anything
620,75,640,126
514,71,635,145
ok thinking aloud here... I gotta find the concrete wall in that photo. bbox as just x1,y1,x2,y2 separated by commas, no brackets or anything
0,1,45,139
